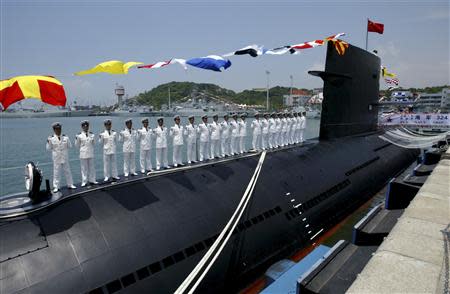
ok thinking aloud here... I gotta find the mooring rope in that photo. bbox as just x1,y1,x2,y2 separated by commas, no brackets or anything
175,151,267,294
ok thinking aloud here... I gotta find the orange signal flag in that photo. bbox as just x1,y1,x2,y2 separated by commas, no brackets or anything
0,75,67,110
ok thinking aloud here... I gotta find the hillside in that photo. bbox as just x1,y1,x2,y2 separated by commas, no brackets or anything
131,82,449,109
131,82,310,110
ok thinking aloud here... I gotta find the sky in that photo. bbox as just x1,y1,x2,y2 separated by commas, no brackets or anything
1,0,449,106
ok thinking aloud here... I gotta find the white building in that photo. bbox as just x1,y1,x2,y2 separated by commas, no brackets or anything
416,88,450,112
283,90,310,107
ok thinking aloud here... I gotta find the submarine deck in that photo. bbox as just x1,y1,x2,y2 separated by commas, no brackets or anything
0,140,318,219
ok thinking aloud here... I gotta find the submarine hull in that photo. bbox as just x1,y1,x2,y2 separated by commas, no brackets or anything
0,135,417,294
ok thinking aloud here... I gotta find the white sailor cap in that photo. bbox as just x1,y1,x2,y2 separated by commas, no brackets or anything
125,118,132,123
141,118,149,123
104,119,112,125
254,112,260,117
81,120,89,126
212,113,218,118
157,116,164,121
52,122,61,128
231,113,238,117
174,115,180,120
223,113,229,117
271,112,277,117
188,115,195,119
201,115,208,119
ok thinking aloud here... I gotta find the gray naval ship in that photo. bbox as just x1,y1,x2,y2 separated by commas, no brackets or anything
0,42,418,294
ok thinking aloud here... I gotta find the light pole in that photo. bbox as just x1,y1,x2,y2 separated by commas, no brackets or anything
266,70,270,111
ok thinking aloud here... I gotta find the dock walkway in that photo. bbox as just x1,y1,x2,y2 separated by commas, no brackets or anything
347,148,450,293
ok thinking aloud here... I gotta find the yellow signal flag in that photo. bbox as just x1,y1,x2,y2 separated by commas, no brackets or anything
74,60,144,76
381,67,397,78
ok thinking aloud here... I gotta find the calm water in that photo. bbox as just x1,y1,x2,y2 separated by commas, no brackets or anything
0,116,320,196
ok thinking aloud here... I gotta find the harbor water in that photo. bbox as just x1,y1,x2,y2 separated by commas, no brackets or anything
0,116,320,197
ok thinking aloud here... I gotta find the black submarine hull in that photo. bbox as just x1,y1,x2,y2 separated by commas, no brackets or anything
0,136,418,294
0,43,419,293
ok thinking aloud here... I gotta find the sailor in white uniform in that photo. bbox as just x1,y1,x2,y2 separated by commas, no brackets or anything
137,118,153,174
268,113,277,149
276,113,283,147
261,113,270,150
294,112,300,144
184,115,197,164
300,111,307,143
46,122,76,192
119,119,138,177
287,112,295,145
75,120,98,187
209,114,222,159
154,117,169,170
230,113,240,155
238,114,247,154
281,113,288,146
98,119,119,182
250,113,262,151
197,115,210,161
220,114,231,157
170,115,184,167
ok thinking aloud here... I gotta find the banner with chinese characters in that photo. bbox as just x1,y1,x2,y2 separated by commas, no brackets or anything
379,113,450,128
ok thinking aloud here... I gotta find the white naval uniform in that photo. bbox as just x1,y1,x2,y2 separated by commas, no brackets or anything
220,121,230,157
230,119,240,155
184,123,197,163
209,121,221,159
251,119,262,151
120,128,137,176
46,134,74,189
137,127,153,173
75,131,96,185
197,122,210,161
268,118,277,148
281,118,288,146
261,118,269,150
294,116,300,144
275,117,283,148
170,124,184,166
154,126,169,169
287,117,293,144
98,130,119,179
238,119,247,154
300,115,306,143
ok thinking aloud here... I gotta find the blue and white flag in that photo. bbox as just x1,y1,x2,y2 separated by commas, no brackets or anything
186,55,232,72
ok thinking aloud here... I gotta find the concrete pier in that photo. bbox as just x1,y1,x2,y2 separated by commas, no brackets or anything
347,148,450,294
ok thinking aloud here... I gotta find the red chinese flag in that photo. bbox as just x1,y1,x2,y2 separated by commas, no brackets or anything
368,20,384,34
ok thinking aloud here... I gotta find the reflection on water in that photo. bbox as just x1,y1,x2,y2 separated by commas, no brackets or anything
0,116,321,196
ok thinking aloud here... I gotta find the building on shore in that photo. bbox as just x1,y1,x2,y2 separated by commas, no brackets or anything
415,88,449,112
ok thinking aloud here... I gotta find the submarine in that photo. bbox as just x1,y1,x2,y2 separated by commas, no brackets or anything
0,42,418,294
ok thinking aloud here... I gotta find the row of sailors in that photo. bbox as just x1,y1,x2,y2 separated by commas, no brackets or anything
46,112,306,192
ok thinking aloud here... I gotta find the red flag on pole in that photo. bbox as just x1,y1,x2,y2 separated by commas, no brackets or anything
367,19,384,34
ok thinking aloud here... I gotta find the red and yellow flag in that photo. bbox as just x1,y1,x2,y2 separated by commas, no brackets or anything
330,39,349,56
0,75,67,110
